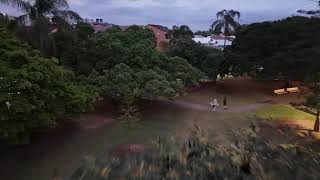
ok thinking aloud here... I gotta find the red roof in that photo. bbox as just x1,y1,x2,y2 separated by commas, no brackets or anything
94,24,113,33
211,35,225,40
147,24,170,33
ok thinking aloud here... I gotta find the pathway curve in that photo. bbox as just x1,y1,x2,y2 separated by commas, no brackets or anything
156,97,273,113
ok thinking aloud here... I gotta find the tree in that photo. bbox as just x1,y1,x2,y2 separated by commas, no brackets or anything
51,22,94,59
0,0,82,56
226,16,320,81
167,38,223,80
170,25,194,40
62,26,202,122
0,26,94,144
211,10,240,49
74,22,95,41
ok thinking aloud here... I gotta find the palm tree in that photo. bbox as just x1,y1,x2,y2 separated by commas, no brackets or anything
0,0,82,55
211,10,240,49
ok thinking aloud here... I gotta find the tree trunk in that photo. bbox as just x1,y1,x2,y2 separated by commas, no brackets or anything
224,35,227,50
314,109,320,132
223,24,228,50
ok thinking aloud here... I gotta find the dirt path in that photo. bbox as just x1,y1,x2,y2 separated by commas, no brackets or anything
156,97,272,113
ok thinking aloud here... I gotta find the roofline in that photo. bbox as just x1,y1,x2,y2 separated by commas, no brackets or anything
146,24,170,33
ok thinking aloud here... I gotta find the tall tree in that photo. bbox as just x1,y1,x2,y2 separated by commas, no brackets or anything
170,25,193,40
211,10,240,49
0,0,82,55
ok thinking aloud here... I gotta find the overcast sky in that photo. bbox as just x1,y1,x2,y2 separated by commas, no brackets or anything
0,0,317,31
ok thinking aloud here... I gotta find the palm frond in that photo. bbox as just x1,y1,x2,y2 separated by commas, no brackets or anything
34,0,68,15
51,10,82,22
228,10,241,19
216,10,227,19
225,15,240,29
212,22,225,34
211,19,223,29
51,0,69,9
0,0,32,13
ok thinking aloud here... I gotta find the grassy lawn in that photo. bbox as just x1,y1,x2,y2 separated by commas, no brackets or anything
249,104,315,121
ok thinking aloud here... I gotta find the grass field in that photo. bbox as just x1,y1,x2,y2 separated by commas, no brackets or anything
249,104,315,121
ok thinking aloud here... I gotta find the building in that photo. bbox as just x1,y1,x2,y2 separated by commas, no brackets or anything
93,24,113,33
192,34,235,50
193,35,213,45
145,24,171,51
210,35,233,50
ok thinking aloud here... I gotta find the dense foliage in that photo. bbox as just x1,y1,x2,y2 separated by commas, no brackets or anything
167,38,224,79
170,25,194,40
0,27,94,144
52,22,95,59
70,123,320,180
226,16,320,81
62,26,202,120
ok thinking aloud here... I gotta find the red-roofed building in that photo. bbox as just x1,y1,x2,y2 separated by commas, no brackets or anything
146,24,171,51
93,24,113,33
211,34,226,40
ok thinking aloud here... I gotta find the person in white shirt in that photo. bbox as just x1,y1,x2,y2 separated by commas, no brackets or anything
210,99,219,112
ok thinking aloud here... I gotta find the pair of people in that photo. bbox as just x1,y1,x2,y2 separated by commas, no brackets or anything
210,96,228,112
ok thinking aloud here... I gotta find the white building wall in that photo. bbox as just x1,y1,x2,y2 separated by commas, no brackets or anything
192,36,234,50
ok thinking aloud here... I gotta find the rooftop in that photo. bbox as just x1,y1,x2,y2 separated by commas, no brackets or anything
146,24,171,33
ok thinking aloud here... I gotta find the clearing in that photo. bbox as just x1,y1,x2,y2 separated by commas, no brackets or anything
0,78,315,180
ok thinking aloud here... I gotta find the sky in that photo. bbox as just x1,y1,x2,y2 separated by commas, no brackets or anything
0,0,317,31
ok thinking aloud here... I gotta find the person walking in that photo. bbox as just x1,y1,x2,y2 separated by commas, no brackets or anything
210,99,219,112
223,96,228,110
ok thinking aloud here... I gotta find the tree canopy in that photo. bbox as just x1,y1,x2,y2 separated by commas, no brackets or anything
226,16,320,81
167,38,224,79
170,25,194,40
0,26,94,144
61,26,202,121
